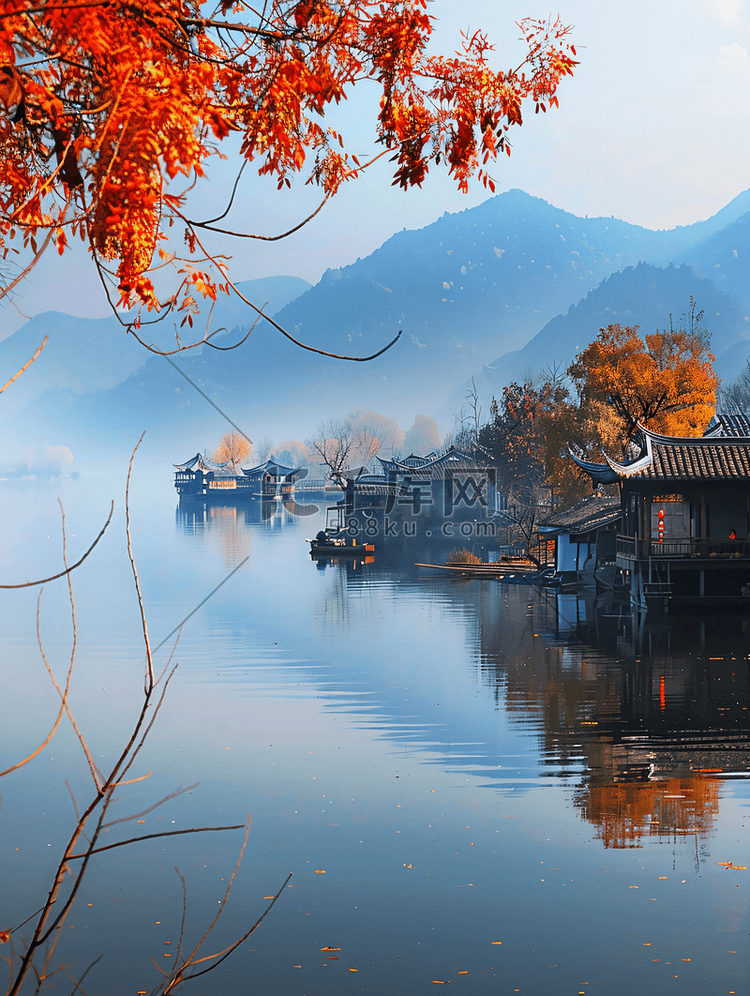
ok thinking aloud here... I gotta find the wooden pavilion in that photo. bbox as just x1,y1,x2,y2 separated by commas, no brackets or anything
571,419,750,603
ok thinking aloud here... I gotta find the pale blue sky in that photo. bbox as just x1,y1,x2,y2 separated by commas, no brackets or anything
3,0,749,336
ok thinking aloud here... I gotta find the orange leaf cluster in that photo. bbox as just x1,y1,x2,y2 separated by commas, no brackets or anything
0,1,576,320
568,308,718,442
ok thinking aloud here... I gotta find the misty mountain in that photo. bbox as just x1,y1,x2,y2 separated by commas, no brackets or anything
0,275,310,417
469,262,750,413
3,189,750,466
677,211,750,308
271,189,743,379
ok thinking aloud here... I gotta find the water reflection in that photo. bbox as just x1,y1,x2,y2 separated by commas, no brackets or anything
173,497,750,858
4,483,750,995
477,587,750,849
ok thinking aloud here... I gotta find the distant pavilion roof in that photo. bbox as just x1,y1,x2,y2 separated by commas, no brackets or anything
376,447,490,479
174,452,234,476
571,424,750,485
241,457,300,479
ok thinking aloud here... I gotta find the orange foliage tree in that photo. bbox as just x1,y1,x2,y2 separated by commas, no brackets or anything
0,2,576,351
214,429,251,470
480,370,587,508
568,300,718,445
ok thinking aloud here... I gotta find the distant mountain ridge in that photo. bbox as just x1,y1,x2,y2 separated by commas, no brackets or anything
2,189,750,464
470,262,749,415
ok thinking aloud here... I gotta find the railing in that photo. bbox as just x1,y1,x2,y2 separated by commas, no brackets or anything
295,479,343,492
617,534,750,561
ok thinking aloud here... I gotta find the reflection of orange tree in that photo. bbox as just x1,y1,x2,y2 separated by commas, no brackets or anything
209,506,252,567
576,776,720,849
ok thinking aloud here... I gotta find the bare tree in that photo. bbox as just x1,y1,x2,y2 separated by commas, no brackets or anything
351,424,383,466
466,378,482,439
722,363,750,410
501,480,553,562
309,419,353,485
251,436,274,465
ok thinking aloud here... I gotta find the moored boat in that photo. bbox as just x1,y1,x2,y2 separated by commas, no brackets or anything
308,506,375,558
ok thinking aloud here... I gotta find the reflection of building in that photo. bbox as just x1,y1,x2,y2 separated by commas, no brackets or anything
475,580,750,851
577,776,720,849
572,417,750,602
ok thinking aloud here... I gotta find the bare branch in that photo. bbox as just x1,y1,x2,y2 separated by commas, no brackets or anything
166,870,294,988
102,783,199,827
125,433,154,692
68,824,245,858
0,501,114,589
0,336,48,395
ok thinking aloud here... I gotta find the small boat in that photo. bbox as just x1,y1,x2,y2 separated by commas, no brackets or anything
308,506,375,558
309,538,375,557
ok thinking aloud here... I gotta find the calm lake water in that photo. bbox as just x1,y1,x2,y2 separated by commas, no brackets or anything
2,471,749,995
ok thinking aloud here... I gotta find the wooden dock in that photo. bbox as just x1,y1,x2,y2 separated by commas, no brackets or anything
415,561,540,578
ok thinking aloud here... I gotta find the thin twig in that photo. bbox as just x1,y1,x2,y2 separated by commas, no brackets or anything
65,953,103,995
189,190,330,239
0,501,114,589
0,336,48,394
68,824,245,858
125,433,154,691
167,870,294,988
102,782,199,827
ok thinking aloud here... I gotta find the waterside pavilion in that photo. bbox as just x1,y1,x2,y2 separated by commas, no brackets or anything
174,454,302,499
571,416,750,604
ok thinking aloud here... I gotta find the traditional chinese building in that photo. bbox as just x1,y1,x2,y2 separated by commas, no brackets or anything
571,419,750,603
538,495,622,586
174,453,301,499
342,447,501,519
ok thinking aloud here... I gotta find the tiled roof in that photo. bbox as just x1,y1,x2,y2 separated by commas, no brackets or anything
539,496,621,535
573,426,750,483
242,457,299,478
703,412,750,437
647,437,750,479
174,452,231,474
